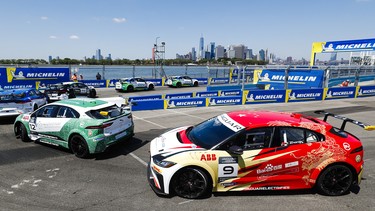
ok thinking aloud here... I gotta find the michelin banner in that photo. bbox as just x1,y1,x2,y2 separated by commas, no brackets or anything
357,85,375,97
324,87,356,100
165,92,194,99
165,98,206,109
243,89,286,104
207,96,242,106
0,67,70,89
286,88,324,102
254,69,324,89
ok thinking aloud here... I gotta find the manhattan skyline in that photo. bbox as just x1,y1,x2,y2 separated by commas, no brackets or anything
0,0,374,61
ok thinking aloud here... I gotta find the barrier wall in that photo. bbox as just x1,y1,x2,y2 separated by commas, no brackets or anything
129,85,375,111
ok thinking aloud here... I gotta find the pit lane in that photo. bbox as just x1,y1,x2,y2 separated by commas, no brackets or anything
1,86,375,211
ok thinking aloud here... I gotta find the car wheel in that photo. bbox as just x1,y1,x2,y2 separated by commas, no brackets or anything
176,82,182,88
171,167,211,199
316,164,353,196
89,89,96,98
69,135,89,158
17,123,31,142
148,84,154,90
127,86,134,92
193,81,198,87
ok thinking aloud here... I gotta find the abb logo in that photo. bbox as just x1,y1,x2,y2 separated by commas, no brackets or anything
200,154,217,161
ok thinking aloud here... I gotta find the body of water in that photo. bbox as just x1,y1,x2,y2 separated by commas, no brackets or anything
71,65,232,80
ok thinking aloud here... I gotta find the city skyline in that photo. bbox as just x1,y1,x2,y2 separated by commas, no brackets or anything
1,0,374,61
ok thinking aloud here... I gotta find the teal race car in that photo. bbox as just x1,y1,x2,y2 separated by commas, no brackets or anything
165,75,199,88
115,77,155,92
13,98,134,158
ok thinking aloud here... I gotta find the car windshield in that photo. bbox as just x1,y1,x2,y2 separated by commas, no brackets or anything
187,116,238,149
86,105,127,119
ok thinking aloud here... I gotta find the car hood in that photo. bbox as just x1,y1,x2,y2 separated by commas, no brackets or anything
150,126,201,156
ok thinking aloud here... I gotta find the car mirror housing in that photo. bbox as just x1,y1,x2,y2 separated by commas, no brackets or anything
229,145,243,155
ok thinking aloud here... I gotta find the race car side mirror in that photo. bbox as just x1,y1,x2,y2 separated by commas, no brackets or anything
229,145,243,155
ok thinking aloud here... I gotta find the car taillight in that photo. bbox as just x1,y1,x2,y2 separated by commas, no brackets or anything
86,122,113,129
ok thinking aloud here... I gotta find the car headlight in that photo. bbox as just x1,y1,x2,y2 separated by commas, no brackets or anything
153,156,176,168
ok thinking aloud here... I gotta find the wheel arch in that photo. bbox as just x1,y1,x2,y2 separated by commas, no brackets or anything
169,164,215,194
311,161,358,186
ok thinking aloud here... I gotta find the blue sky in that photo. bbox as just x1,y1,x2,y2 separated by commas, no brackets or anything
0,0,374,61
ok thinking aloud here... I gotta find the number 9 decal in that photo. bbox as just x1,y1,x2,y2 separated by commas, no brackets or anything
218,157,238,181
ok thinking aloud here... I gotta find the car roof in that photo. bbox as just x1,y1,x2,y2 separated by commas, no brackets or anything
227,110,329,130
52,99,113,110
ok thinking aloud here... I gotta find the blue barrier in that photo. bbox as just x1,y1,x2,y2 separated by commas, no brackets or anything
325,87,356,100
195,91,219,97
128,95,163,102
220,90,242,96
208,96,242,106
166,98,206,109
131,99,164,111
244,89,286,104
358,85,375,97
165,92,194,99
286,88,324,102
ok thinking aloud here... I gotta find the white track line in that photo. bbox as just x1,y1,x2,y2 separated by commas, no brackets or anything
129,153,148,166
132,115,167,129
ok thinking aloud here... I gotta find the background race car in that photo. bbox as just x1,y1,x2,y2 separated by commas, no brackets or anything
14,98,134,158
148,110,374,199
0,88,47,117
165,76,198,88
115,77,155,92
44,82,97,102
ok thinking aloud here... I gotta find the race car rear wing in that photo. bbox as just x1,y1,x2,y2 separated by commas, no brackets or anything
314,110,375,131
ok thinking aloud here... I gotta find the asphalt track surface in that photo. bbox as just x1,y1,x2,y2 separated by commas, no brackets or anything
1,84,375,211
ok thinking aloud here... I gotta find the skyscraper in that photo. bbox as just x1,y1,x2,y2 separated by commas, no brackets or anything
199,35,204,60
96,49,102,61
191,47,196,61
215,45,225,60
210,42,215,59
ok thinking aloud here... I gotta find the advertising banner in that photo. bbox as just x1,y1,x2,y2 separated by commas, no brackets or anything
324,87,356,100
220,90,242,96
130,99,164,111
207,96,242,106
254,69,324,88
195,91,219,97
165,98,206,109
285,88,324,102
0,67,70,89
208,78,230,85
165,92,194,99
243,89,286,104
128,95,163,102
108,79,118,87
357,85,375,97
196,78,208,85
322,38,375,53
82,80,106,88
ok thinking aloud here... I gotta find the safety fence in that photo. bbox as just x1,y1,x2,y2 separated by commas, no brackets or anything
127,85,375,111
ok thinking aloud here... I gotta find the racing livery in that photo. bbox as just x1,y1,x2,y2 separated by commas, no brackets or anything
148,110,374,198
165,76,198,88
115,77,155,92
0,88,47,117
14,98,134,158
44,82,97,102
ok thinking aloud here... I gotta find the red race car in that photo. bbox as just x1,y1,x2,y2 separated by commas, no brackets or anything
148,110,374,199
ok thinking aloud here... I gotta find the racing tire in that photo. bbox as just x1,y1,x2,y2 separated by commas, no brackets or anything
127,86,134,92
69,135,89,158
193,81,198,87
89,89,96,98
17,123,31,142
176,82,182,88
316,164,353,196
148,84,154,90
171,167,211,199
68,89,76,99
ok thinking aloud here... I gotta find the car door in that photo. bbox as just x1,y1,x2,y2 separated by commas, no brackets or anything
182,76,192,86
135,78,147,88
29,105,70,145
76,83,88,95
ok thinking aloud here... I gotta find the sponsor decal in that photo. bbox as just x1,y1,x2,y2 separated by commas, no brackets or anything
22,115,30,121
257,164,282,174
358,86,375,97
323,39,375,52
167,98,205,108
285,161,299,168
218,113,244,132
221,182,237,188
220,90,241,96
343,142,351,151
246,186,290,191
209,96,242,106
200,154,217,161
218,157,238,182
